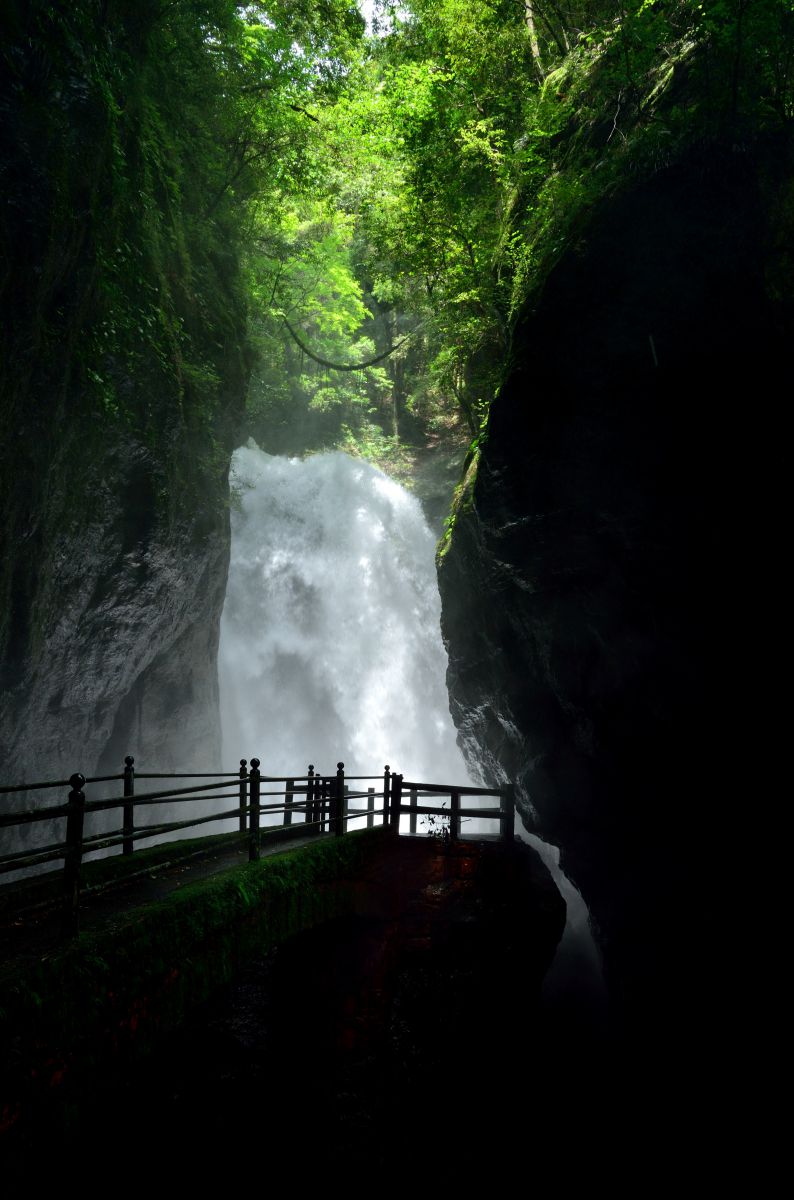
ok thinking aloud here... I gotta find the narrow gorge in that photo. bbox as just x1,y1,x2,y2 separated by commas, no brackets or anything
2,0,790,1166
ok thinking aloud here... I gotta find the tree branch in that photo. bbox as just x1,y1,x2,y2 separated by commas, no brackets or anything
282,317,417,372
289,104,320,122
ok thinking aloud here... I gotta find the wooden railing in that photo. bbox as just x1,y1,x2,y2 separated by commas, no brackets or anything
0,757,514,937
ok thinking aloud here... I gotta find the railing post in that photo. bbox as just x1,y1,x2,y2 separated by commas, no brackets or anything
409,786,418,836
336,762,345,837
390,772,403,835
383,766,391,830
285,778,295,828
321,776,329,833
123,755,135,856
502,783,516,843
367,786,375,829
450,790,461,842
306,766,315,828
61,773,86,938
249,757,261,861
239,759,248,832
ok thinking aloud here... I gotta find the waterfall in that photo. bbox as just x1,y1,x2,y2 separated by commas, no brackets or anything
218,443,469,787
218,442,606,1028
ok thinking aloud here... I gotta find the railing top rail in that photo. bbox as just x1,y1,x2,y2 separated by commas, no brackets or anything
0,771,364,797
399,781,506,796
256,774,344,782
135,772,245,779
0,781,390,828
135,773,324,783
83,778,256,811
0,771,500,797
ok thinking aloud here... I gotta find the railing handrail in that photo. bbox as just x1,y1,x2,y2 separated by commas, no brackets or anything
133,772,246,779
400,780,506,796
0,756,515,939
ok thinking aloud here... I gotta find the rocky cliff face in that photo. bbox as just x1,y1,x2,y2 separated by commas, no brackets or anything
439,142,789,1065
0,436,232,789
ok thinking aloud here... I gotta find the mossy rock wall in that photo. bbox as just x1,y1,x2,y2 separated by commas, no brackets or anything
0,2,252,790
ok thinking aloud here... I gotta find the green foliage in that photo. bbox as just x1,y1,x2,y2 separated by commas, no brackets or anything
243,193,404,459
239,0,542,455
242,0,794,464
497,1,794,320
3,0,792,531
0,1,366,485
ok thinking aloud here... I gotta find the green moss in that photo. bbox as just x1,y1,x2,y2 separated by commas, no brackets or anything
436,448,479,561
0,828,390,1129
436,413,488,561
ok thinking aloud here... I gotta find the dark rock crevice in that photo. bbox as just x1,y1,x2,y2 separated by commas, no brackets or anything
438,140,789,1068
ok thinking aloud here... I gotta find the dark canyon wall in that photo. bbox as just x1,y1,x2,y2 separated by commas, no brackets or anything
0,4,250,788
439,141,790,1068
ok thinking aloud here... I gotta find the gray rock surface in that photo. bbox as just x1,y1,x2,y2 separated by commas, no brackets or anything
0,437,230,794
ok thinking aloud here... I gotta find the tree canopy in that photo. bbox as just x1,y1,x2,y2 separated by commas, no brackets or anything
2,0,793,480
240,0,794,467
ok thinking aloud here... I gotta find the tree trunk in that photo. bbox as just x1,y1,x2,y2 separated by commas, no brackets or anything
524,4,546,80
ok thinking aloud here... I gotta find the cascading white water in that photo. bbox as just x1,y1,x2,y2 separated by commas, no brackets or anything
219,443,470,789
218,442,606,1026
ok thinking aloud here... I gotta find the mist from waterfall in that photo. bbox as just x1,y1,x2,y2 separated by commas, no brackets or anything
218,443,470,788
